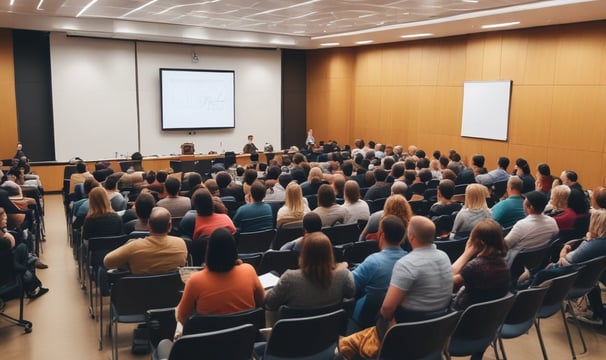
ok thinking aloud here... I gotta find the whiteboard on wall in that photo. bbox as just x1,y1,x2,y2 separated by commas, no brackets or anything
461,80,512,141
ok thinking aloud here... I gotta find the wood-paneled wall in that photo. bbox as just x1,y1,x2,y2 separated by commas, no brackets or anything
0,29,19,159
307,21,606,190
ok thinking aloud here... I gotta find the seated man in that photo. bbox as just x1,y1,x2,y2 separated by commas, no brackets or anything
350,215,407,329
157,177,191,219
104,207,187,275
280,212,322,252
123,192,156,234
475,156,510,187
340,216,453,359
428,179,462,218
232,181,274,233
491,176,526,228
104,173,127,211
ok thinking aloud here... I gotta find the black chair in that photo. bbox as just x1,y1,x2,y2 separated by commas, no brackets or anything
186,235,208,266
236,229,276,254
342,240,380,267
157,324,256,360
261,310,347,360
369,197,387,213
240,253,263,270
496,285,550,360
378,311,461,360
427,179,440,189
322,223,360,246
409,200,430,216
194,160,213,180
272,222,304,250
146,307,178,351
492,180,508,200
534,271,579,360
109,272,184,360
432,214,455,239
449,293,516,359
454,183,468,195
435,238,467,264
183,307,265,339
410,182,427,197
562,256,606,358
423,188,437,203
0,243,33,333
509,245,552,289
256,250,300,276
223,198,243,218
304,194,318,210
224,152,237,169
266,200,285,228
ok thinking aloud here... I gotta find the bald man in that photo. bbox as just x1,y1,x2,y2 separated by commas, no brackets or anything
340,216,453,359
104,207,187,275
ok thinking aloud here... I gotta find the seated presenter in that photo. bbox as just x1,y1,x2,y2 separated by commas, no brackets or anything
242,135,258,154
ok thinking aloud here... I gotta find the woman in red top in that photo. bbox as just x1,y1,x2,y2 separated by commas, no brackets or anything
535,163,554,194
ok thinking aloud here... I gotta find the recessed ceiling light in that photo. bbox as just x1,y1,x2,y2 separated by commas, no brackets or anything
10,0,15,5
401,33,433,39
481,21,520,29
121,0,158,18
320,42,340,46
355,40,374,45
76,0,98,17
36,0,43,10
462,0,479,3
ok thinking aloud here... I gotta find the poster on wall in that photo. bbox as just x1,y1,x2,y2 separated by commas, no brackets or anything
461,80,512,141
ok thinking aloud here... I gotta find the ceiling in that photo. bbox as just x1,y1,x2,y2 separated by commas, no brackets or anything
0,0,605,49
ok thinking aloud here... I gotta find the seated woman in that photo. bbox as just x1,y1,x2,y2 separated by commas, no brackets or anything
450,184,491,239
451,219,511,310
276,182,310,228
313,184,352,227
360,194,413,241
176,228,265,324
544,184,570,218
300,167,327,196
82,187,124,240
342,180,370,223
265,232,355,312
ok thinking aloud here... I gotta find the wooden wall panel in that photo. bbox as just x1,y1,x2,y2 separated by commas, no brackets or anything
307,20,606,190
0,29,18,159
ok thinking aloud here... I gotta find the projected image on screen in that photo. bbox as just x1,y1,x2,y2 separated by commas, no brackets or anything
160,68,235,130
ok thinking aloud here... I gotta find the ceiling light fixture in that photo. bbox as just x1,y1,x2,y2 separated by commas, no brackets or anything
10,0,15,6
76,0,98,17
401,33,433,39
121,0,158,18
355,40,374,45
320,42,339,46
36,0,43,10
481,21,520,29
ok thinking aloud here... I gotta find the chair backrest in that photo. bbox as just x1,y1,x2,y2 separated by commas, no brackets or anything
503,285,550,327
454,184,468,195
342,240,380,265
168,324,256,360
265,310,347,360
236,229,276,254
183,307,265,336
110,272,184,318
378,311,462,360
537,271,579,318
256,250,300,276
322,223,360,246
266,201,285,228
567,256,606,299
0,243,20,298
510,245,551,286
449,293,516,357
128,231,149,239
146,307,178,349
304,194,318,210
370,197,388,213
240,253,263,269
433,214,455,238
423,188,437,203
492,180,508,199
86,234,129,267
435,238,467,264
408,200,430,216
272,223,304,250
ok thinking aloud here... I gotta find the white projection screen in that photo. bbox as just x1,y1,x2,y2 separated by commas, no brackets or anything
461,80,512,141
160,68,235,130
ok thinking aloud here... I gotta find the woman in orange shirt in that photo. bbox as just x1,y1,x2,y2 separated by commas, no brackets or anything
176,227,264,324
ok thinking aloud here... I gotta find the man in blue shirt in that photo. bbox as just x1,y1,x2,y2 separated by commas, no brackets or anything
491,176,526,228
232,180,273,233
350,215,407,328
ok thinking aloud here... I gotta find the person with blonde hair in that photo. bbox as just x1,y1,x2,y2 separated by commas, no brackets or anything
276,182,310,228
342,180,370,223
265,232,354,310
450,183,491,239
82,186,123,240
360,194,413,241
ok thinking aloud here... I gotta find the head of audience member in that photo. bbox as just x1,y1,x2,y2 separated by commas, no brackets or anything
437,179,455,201
390,181,408,197
317,184,336,208
416,157,430,170
379,215,406,248
184,171,201,189
415,149,426,159
550,185,570,211
417,168,432,183
308,167,324,184
354,139,365,150
407,216,435,249
523,191,548,215
192,188,214,216
266,166,281,181
156,171,168,184
432,150,441,161
372,167,388,183
537,163,551,178
103,173,122,192
441,168,457,182
407,145,418,156
404,159,416,171
76,161,87,174
164,177,181,197
148,207,172,235
382,194,413,227
471,154,485,169
146,171,156,184
464,184,489,210
393,145,403,157
134,192,156,223
469,219,507,256
86,187,113,218
284,182,305,212
83,178,100,196
204,179,220,196
300,162,311,178
560,170,578,187
277,173,293,189
344,180,361,205
215,171,232,189
205,227,239,273
506,176,523,196
515,158,531,176
243,168,258,186
302,212,323,234
299,232,335,289
368,140,376,150
292,153,306,165
340,161,354,177
249,181,266,203
568,189,589,214
391,162,405,179
498,157,510,171
382,156,395,171
429,159,441,173
587,206,606,240
592,187,606,209
290,168,306,184
404,170,416,185
439,156,449,169
332,174,346,196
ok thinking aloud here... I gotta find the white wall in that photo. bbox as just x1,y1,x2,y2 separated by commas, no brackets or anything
50,33,282,161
